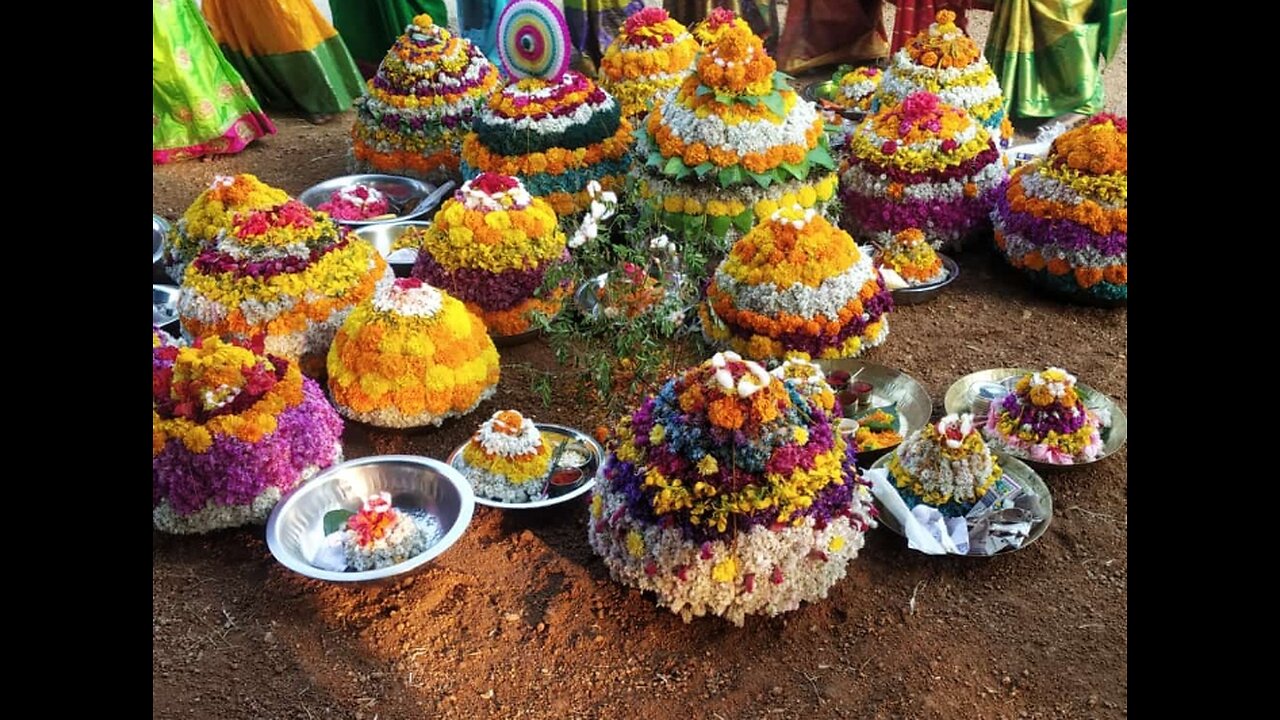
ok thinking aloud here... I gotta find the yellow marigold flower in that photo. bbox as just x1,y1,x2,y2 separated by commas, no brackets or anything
649,424,667,444
591,494,604,519
711,557,737,583
697,454,719,475
793,427,809,445
828,535,845,552
626,530,646,558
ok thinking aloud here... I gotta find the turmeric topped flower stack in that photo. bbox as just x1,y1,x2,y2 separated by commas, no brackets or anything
152,337,344,534
410,173,571,338
841,91,1007,251
599,7,699,120
701,205,892,361
638,22,839,249
164,174,289,282
177,194,392,374
588,352,876,626
460,70,633,217
326,277,500,429
875,10,1011,146
874,228,946,286
352,14,500,182
460,410,555,503
993,114,1127,304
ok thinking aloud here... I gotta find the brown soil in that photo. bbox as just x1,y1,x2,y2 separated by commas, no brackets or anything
152,15,1126,719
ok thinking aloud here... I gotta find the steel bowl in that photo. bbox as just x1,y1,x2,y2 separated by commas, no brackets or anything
889,254,960,306
819,359,932,465
871,451,1053,557
447,424,603,510
349,221,428,278
298,175,453,227
266,455,476,582
153,284,182,334
153,215,169,265
943,368,1128,469
801,80,868,122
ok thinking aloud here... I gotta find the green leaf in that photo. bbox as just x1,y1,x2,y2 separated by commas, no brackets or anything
646,150,664,168
747,170,774,189
660,210,682,230
696,84,714,97
852,403,900,431
731,208,755,234
694,161,716,179
740,94,760,107
717,165,743,188
807,143,836,170
323,509,354,536
709,214,732,238
684,213,706,234
761,92,786,117
780,160,809,180
663,155,686,177
715,92,734,105
674,162,693,180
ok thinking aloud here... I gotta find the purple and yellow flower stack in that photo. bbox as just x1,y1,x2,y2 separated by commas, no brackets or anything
588,351,876,625
152,337,344,534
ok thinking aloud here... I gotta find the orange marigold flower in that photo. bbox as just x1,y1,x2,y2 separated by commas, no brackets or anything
1074,266,1104,288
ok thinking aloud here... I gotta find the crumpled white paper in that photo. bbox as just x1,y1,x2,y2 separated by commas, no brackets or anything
311,533,347,572
867,467,1041,556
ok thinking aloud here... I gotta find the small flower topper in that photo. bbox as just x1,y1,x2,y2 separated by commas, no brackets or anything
567,180,619,249
935,413,977,448
710,350,773,398
769,205,818,231
475,409,542,457
459,173,533,212
371,277,443,317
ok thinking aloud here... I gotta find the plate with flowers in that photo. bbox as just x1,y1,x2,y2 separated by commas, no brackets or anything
446,413,605,509
944,367,1127,469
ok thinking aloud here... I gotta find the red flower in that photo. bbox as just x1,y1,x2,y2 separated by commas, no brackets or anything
881,140,898,154
471,173,521,195
394,276,424,290
625,7,669,34
347,507,396,547
707,7,736,27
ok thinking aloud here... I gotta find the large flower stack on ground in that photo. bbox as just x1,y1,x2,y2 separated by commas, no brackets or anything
993,115,1127,304
164,174,289,282
598,8,699,120
841,91,1007,251
983,367,1104,465
875,10,1011,146
326,278,500,428
638,22,839,249
177,196,392,373
410,173,570,337
460,71,633,217
152,337,344,534
886,413,1000,517
701,205,892,360
588,352,876,625
351,14,500,182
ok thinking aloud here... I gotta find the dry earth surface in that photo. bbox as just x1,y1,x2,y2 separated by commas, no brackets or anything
153,7,1127,719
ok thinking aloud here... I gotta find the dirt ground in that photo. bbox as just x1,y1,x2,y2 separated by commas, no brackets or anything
152,10,1127,719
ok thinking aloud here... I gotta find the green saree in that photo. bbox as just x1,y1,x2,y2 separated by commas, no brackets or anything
153,0,275,164
984,0,1127,118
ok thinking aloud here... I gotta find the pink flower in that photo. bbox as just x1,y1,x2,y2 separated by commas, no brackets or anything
881,140,898,154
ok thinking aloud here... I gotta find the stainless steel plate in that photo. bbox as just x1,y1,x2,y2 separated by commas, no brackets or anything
447,424,603,510
801,80,867,121
265,455,476,582
943,368,1127,469
818,360,932,464
153,215,169,265
890,254,960,306
871,451,1053,556
298,175,452,227
153,284,181,330
349,220,427,277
